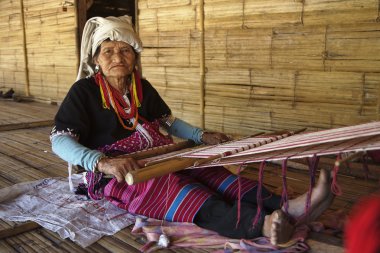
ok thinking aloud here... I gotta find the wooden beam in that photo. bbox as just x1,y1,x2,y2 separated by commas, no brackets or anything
76,0,87,48
0,120,54,132
19,0,30,97
199,0,205,129
0,222,41,240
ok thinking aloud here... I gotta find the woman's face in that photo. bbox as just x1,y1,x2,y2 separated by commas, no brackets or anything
95,40,136,79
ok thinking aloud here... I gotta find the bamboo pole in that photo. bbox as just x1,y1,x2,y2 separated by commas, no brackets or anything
19,0,30,97
74,0,84,75
125,157,196,185
199,0,205,129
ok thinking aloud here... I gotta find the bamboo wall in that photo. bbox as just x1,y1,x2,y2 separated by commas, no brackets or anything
138,0,380,134
0,1,26,94
0,0,77,102
1,1,380,134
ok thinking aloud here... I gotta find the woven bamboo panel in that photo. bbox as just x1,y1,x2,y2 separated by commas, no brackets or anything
0,0,25,94
271,25,326,71
324,23,380,72
142,66,202,125
204,0,304,29
145,0,191,9
243,0,303,28
140,30,200,67
204,68,380,134
23,0,77,101
204,28,272,68
0,0,77,101
138,3,197,32
1,0,380,134
203,0,244,28
139,0,380,133
303,0,378,25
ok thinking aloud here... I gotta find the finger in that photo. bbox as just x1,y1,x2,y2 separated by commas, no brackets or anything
129,158,141,170
137,160,146,167
124,158,140,171
115,172,125,183
220,135,230,142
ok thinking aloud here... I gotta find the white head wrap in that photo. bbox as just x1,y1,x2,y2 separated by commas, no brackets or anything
76,15,143,81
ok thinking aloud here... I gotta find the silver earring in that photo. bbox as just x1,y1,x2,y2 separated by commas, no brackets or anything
94,65,100,73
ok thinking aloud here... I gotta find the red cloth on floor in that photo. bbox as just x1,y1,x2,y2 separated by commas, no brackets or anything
345,193,380,253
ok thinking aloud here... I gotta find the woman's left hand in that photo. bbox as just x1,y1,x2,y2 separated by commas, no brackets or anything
201,131,231,145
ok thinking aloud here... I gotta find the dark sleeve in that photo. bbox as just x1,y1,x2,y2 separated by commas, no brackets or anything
139,79,171,121
52,79,93,142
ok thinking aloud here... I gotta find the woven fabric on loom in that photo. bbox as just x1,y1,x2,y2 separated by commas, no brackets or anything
190,121,380,167
183,132,294,158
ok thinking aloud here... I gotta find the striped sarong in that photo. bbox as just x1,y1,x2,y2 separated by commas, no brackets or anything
100,121,257,222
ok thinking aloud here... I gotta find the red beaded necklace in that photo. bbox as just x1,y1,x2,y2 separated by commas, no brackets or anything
95,70,143,130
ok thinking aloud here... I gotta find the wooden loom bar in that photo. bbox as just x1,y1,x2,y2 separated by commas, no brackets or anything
144,131,266,167
125,157,196,185
118,140,195,160
125,130,304,185
126,131,266,184
192,132,265,167
81,140,196,175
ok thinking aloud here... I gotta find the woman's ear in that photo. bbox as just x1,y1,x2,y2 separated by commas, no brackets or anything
93,56,101,73
93,57,99,65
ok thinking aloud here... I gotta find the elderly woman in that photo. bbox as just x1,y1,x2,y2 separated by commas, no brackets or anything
50,15,333,246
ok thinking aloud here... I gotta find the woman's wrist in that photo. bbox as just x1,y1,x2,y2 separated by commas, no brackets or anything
199,130,207,144
93,154,107,173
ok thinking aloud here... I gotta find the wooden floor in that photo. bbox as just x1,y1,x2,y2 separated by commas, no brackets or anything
0,99,379,253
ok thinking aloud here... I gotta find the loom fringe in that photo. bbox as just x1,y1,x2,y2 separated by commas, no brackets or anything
331,154,342,196
87,172,106,200
305,155,319,214
362,154,370,180
235,163,247,229
281,158,289,214
252,161,266,227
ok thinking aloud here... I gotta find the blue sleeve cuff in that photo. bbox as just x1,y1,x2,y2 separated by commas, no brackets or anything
167,118,203,144
51,134,104,171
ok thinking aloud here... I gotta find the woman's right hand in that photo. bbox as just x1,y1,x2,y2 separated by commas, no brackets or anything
97,157,141,183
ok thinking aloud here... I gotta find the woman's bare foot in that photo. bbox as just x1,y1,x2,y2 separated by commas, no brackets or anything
262,210,294,245
262,169,334,246
284,168,334,224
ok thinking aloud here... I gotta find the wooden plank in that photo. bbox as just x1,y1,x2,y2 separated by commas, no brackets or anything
0,222,41,240
0,240,18,253
0,120,54,132
307,239,344,253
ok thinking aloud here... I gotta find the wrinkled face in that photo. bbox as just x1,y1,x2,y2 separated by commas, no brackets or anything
94,40,136,79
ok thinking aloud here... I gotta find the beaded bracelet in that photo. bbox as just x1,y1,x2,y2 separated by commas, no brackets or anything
199,130,206,143
160,114,176,129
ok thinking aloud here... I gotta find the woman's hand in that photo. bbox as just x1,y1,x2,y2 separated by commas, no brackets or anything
201,131,231,145
97,157,141,183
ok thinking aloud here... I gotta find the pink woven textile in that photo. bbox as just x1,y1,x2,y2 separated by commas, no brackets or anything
132,217,310,253
92,120,257,222
98,120,173,154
